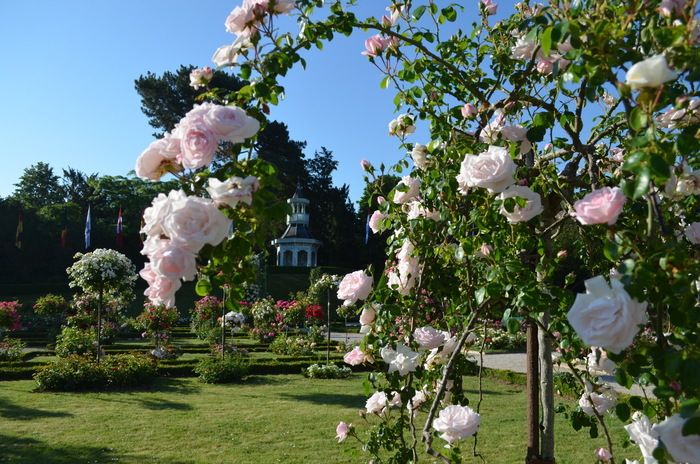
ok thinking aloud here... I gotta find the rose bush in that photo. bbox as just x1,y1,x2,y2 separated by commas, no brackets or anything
142,0,700,462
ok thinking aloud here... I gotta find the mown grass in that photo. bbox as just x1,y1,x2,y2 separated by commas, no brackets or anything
0,374,641,464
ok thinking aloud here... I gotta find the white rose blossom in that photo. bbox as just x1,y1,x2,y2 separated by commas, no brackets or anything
578,384,617,416
587,347,616,374
456,145,517,194
624,412,660,464
393,175,421,204
567,276,648,354
365,391,388,415
380,343,420,376
432,405,481,444
625,54,678,90
498,185,544,223
685,222,700,244
652,414,700,464
206,175,260,207
388,113,416,137
411,143,429,170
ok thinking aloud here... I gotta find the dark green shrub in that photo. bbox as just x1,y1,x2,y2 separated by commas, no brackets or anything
0,338,26,362
102,353,157,387
55,327,96,358
553,372,580,398
33,353,156,391
268,335,314,356
34,355,104,391
194,354,248,384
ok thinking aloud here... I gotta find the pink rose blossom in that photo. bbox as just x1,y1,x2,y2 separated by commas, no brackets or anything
201,105,260,143
573,187,626,225
481,0,497,15
461,103,477,118
337,270,373,306
189,67,213,89
142,236,198,281
343,346,368,366
135,138,181,181
478,243,493,257
595,448,612,462
360,159,373,172
206,176,260,207
140,264,182,307
160,191,232,250
175,122,218,170
335,422,350,443
368,210,387,234
359,306,376,326
413,326,447,350
361,34,389,57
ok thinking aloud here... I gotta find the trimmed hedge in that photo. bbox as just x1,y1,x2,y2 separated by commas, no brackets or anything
33,354,157,391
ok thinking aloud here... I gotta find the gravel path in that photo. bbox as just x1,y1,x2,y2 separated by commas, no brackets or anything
330,332,651,397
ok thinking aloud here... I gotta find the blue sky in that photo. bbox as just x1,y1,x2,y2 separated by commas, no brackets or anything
0,1,501,206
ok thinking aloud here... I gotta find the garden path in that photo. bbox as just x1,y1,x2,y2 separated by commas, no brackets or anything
329,332,651,397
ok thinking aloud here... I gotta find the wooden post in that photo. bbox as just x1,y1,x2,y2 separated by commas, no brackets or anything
539,311,555,462
526,319,539,462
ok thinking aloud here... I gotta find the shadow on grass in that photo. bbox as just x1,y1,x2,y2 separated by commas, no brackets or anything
463,389,509,396
0,435,115,464
0,398,72,421
280,392,365,408
149,378,202,395
0,434,191,464
244,375,288,386
137,398,194,411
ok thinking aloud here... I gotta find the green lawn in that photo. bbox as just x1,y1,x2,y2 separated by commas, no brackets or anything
0,374,640,464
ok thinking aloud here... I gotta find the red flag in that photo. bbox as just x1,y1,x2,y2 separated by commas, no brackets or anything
116,207,124,248
60,227,68,248
15,212,23,249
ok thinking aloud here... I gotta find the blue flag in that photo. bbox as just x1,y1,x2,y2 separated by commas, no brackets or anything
364,213,370,245
85,205,92,250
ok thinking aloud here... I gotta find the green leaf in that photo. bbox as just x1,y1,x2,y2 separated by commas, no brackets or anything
540,26,553,56
603,240,619,262
681,416,700,436
629,396,644,410
629,107,648,132
649,154,669,181
380,75,390,89
441,6,457,22
616,403,631,422
195,278,212,297
413,5,426,20
632,167,651,200
475,287,487,305
622,151,646,172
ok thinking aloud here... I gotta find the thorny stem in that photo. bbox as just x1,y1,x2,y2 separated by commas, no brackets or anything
422,307,483,462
